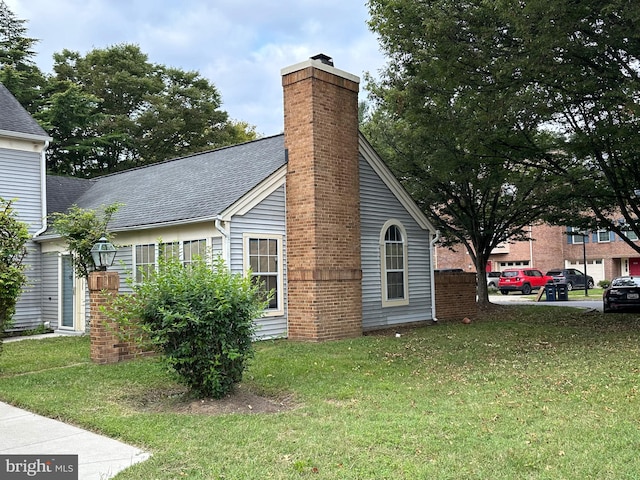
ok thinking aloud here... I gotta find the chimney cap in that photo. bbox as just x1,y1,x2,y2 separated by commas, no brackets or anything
310,53,334,66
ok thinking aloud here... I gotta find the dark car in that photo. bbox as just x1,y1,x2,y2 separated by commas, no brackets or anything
498,268,553,295
545,268,594,291
603,276,640,313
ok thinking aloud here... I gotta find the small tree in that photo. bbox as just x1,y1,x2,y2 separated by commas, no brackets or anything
110,255,268,399
0,198,30,351
50,203,121,279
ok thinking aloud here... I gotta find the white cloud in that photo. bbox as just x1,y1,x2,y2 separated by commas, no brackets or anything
5,0,386,136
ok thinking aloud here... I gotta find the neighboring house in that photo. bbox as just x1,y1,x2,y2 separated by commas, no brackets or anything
436,223,640,285
0,83,51,331
3,55,439,341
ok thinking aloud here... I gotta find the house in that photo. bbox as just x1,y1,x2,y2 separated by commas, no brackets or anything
2,55,439,341
436,223,640,285
0,83,51,331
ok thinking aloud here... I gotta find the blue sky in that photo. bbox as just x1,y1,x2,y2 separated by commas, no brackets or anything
6,0,386,136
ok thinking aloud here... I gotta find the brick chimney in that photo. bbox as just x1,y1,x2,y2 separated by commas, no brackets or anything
282,54,362,341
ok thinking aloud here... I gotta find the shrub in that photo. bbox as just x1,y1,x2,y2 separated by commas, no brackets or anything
598,279,611,289
0,198,30,353
110,255,268,398
51,203,121,279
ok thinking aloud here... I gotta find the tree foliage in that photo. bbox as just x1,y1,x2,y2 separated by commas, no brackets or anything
36,44,257,177
365,0,564,304
0,0,45,111
109,255,267,399
511,1,640,250
50,203,121,279
0,198,30,349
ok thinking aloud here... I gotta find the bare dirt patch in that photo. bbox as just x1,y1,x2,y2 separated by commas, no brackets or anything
128,384,297,415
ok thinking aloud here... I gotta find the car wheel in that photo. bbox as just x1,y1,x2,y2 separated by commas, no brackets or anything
489,282,496,288
588,280,594,289
521,284,532,295
500,290,509,295
566,281,574,291
603,302,611,313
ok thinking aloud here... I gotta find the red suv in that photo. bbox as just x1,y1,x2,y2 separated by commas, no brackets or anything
498,268,553,295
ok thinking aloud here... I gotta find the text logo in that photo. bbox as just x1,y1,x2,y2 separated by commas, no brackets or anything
0,455,78,479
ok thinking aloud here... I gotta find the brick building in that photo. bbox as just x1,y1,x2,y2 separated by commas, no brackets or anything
435,223,640,284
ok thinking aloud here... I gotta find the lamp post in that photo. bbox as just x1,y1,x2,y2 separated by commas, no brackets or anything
90,236,117,271
581,231,588,297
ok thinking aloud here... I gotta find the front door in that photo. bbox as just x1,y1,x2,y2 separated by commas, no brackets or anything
61,255,74,329
630,258,640,276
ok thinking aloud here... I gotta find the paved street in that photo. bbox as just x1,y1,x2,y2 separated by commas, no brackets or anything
490,293,603,312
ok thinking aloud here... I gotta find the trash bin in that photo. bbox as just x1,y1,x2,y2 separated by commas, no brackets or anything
545,283,557,301
556,282,568,301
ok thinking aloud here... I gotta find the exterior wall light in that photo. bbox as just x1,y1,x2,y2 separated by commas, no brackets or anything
90,236,117,271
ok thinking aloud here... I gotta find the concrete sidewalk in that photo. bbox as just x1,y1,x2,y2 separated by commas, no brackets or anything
0,401,150,479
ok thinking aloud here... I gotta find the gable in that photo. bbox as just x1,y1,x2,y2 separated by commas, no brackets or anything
358,133,435,233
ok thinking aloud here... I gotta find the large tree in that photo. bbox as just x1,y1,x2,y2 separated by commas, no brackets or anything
0,0,45,111
365,0,563,305
39,44,256,177
512,1,640,251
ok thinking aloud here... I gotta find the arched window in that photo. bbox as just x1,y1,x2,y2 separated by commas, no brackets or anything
381,221,409,306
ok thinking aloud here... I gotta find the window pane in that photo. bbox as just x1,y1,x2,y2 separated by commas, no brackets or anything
383,225,406,301
135,244,155,283
248,237,280,310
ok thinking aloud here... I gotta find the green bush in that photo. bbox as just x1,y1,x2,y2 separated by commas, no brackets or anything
110,255,268,398
598,279,611,289
0,198,30,353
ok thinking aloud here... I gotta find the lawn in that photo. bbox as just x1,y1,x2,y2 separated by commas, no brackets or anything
1,305,640,479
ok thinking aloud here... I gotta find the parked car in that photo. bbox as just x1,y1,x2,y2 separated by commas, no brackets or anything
545,268,594,291
498,268,553,295
486,271,501,288
603,276,640,313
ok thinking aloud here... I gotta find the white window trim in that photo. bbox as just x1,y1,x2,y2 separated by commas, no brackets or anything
132,238,210,283
597,229,610,243
569,227,584,244
242,233,284,317
380,219,409,307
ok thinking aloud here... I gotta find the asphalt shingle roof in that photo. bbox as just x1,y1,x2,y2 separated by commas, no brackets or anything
0,83,49,138
50,135,286,230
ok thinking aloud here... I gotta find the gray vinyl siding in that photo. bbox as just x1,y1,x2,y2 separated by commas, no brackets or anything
0,148,44,331
112,245,133,294
42,252,59,329
229,185,287,339
359,155,433,330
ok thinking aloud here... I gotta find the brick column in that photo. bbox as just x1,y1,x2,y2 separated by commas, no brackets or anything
88,270,120,364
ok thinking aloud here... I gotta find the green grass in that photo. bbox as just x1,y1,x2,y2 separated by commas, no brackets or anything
2,306,640,479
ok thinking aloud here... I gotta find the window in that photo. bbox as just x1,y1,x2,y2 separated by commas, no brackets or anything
569,227,585,244
623,230,638,241
134,239,208,282
135,244,155,283
183,239,207,265
381,221,409,306
244,235,283,314
160,242,179,262
597,229,610,243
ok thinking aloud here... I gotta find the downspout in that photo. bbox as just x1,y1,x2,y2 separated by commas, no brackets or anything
33,140,50,236
215,216,231,267
430,230,441,323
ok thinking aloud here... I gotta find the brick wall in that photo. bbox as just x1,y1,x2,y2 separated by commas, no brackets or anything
434,271,478,322
283,57,363,341
88,271,151,364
